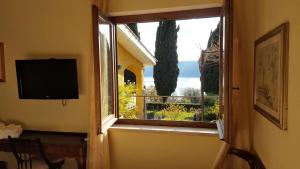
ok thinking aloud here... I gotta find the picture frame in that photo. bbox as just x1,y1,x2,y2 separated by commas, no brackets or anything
0,42,5,82
254,22,289,130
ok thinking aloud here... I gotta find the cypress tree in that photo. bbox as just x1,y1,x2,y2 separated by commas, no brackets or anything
201,22,220,94
201,62,219,94
127,23,140,40
207,22,220,48
153,20,180,102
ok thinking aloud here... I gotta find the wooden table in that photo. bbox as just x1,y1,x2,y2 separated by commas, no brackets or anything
0,130,87,169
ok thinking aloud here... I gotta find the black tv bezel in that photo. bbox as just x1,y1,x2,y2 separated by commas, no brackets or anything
15,59,79,100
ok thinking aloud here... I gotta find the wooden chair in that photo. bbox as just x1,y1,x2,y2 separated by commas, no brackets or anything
211,142,265,169
229,148,265,169
8,136,64,169
0,161,7,169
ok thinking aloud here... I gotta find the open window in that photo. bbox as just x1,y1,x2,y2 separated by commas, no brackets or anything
116,18,221,125
92,3,233,142
92,6,118,134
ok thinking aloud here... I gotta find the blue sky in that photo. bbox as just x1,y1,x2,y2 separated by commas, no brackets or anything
137,17,220,61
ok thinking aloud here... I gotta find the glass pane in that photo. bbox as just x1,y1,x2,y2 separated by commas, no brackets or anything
99,22,113,119
117,18,221,122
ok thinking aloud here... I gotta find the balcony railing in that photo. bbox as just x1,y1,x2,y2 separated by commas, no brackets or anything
119,95,219,122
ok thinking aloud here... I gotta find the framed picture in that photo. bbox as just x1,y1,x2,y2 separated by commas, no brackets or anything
0,42,5,82
254,22,289,130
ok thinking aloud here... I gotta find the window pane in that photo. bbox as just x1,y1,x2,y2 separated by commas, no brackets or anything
99,22,113,119
117,18,221,122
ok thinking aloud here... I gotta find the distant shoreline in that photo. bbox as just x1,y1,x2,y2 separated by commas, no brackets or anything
144,61,201,77
144,76,200,78
144,77,201,96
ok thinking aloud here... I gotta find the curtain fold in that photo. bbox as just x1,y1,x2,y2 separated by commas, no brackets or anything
224,0,252,168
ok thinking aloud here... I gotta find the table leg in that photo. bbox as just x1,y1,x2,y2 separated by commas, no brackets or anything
76,157,86,169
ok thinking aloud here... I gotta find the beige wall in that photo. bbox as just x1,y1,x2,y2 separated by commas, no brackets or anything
0,1,226,169
252,0,300,168
0,0,92,132
107,0,222,16
226,0,255,168
109,129,222,169
235,0,300,168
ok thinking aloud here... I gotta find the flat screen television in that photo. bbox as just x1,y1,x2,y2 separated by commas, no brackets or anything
15,59,79,99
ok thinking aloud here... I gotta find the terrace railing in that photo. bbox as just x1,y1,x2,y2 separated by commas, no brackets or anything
120,95,219,122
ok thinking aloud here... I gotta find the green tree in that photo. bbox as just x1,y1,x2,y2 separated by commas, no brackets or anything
207,22,220,48
127,23,140,40
154,20,180,102
201,22,220,94
201,62,219,94
183,88,201,103
144,85,161,103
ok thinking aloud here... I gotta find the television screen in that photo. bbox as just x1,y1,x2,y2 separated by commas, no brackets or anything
15,59,79,99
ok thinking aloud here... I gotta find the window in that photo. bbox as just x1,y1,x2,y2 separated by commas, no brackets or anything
117,18,221,124
92,5,232,137
92,6,118,134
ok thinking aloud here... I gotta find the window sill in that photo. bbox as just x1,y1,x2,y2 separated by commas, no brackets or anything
101,115,117,134
115,119,217,128
109,124,219,136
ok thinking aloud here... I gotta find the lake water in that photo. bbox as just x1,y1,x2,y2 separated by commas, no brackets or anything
144,77,201,96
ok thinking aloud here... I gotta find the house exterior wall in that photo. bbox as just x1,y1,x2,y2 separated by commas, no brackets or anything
117,43,144,115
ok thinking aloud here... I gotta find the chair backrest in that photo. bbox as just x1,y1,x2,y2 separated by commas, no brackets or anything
0,161,7,169
229,148,265,169
211,142,265,169
8,136,51,169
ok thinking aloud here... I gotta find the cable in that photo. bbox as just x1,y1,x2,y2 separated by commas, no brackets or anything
62,100,67,106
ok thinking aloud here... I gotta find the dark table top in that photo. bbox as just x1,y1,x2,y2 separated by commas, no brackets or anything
20,130,87,146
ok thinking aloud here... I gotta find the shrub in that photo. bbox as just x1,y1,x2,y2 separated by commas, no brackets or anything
204,96,216,107
121,109,139,119
144,85,161,103
155,104,195,121
118,83,138,119
203,99,220,121
182,88,201,103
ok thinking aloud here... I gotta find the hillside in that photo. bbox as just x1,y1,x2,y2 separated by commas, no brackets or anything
144,61,200,77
